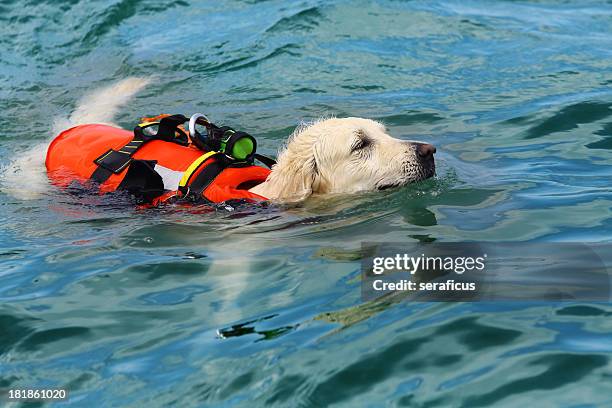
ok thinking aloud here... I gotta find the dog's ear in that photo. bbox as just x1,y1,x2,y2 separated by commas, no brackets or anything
255,121,331,201
265,154,318,201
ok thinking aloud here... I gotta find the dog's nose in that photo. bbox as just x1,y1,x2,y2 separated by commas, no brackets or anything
416,143,436,158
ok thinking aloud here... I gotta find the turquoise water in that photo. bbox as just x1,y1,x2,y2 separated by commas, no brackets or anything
1,0,612,406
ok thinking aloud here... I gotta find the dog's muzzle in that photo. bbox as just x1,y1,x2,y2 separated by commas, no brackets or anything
414,142,436,179
377,142,436,190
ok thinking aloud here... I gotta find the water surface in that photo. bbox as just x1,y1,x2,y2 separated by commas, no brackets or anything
1,0,612,406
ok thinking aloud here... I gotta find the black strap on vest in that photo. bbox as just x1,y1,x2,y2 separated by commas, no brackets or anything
177,153,275,202
117,160,165,203
147,115,189,145
91,114,189,184
254,153,276,169
178,153,228,202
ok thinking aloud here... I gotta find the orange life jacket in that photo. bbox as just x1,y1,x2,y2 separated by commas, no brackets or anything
46,124,270,204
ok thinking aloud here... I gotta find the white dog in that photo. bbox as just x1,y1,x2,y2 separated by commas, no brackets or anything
1,78,435,202
250,117,435,201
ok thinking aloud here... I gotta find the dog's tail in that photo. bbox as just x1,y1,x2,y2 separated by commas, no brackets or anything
1,77,150,200
52,77,151,133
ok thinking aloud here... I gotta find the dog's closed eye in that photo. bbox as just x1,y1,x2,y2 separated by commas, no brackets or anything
351,130,373,153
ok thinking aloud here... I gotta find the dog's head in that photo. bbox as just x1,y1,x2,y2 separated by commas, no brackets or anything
261,117,436,201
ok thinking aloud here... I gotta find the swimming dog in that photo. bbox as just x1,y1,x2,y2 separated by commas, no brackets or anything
42,78,436,204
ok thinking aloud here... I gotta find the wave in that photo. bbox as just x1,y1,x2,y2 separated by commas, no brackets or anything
265,6,324,33
504,101,612,140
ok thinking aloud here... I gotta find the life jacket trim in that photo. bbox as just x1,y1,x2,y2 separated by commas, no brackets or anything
180,155,228,202
154,164,184,191
179,151,219,188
